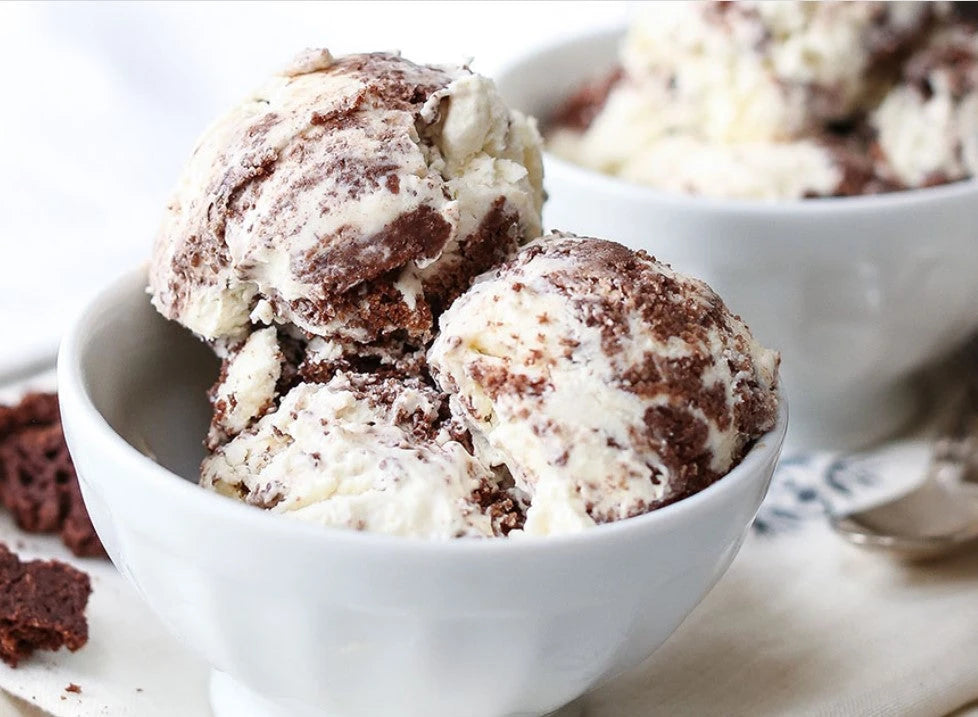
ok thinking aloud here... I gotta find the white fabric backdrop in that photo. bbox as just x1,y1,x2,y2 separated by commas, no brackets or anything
0,0,628,376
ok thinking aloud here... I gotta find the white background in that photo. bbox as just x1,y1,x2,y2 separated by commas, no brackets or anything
0,0,630,375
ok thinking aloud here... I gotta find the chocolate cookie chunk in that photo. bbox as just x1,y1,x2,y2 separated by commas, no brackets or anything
0,543,90,667
0,393,59,437
0,424,72,533
0,393,105,558
60,478,105,559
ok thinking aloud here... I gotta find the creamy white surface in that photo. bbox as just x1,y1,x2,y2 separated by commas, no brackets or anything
429,234,779,536
549,1,943,199
150,49,543,342
549,129,841,201
873,27,978,187
201,373,495,538
621,1,934,141
207,326,282,447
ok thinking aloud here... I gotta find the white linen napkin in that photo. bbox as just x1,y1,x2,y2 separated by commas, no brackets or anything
590,489,978,717
0,511,211,717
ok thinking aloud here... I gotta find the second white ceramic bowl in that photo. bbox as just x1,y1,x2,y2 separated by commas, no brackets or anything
58,268,786,717
496,28,978,451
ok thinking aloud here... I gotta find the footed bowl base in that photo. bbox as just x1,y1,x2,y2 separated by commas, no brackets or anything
210,670,585,717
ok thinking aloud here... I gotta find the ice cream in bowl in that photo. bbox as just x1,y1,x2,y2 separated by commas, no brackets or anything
496,1,978,450
58,49,785,716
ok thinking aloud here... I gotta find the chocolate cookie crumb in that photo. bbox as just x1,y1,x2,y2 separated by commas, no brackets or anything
0,544,90,667
0,393,106,558
473,473,526,536
65,683,81,694
60,479,105,559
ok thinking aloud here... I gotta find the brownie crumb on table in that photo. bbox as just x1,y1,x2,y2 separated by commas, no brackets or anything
0,393,105,558
0,543,90,667
65,683,81,694
60,479,104,559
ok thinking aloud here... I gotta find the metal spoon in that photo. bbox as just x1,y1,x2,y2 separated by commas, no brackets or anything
829,384,978,560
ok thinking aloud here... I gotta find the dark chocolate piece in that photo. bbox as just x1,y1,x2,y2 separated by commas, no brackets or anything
0,394,106,558
0,543,90,667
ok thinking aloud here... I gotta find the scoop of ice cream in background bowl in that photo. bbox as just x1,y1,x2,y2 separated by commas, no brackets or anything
496,2,978,450
58,46,786,717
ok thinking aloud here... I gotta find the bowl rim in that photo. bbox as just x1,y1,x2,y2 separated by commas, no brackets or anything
57,266,788,556
495,25,978,215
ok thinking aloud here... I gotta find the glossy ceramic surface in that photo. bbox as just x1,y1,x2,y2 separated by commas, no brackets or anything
58,268,786,717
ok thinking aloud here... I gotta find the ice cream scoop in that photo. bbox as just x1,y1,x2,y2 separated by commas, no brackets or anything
428,233,780,536
873,25,978,187
547,1,957,199
150,49,543,345
619,1,938,141
201,368,521,539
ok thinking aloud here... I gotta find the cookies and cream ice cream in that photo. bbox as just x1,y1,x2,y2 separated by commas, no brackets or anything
201,369,517,539
207,326,284,449
618,1,936,141
428,233,779,536
549,1,978,199
198,234,779,538
150,49,543,344
873,25,978,187
150,48,780,538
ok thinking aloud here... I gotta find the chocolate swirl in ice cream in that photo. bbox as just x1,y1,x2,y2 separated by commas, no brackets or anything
428,233,779,535
201,367,509,539
151,49,543,344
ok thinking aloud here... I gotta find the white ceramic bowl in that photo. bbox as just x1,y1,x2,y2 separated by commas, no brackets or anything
58,268,786,717
496,28,978,451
